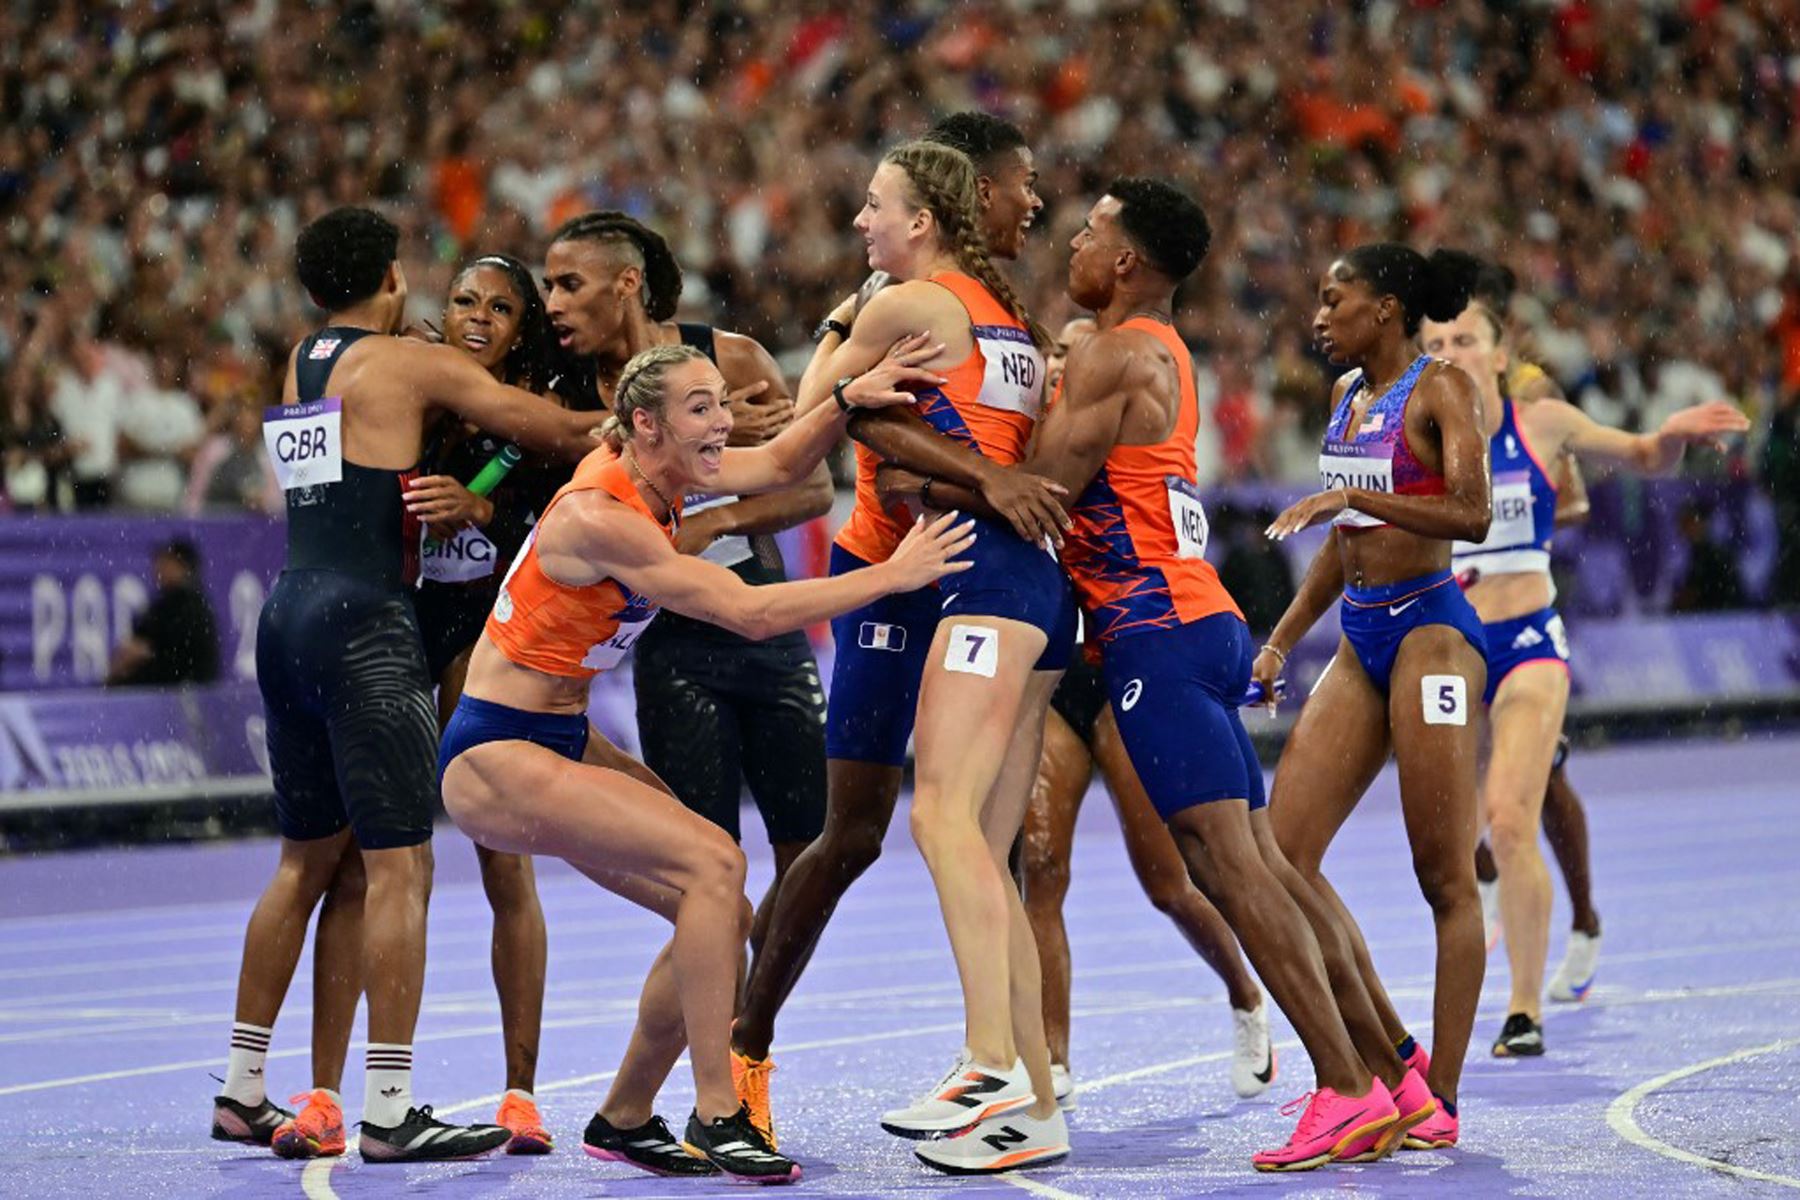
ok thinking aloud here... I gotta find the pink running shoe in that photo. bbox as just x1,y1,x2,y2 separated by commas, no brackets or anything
1401,1039,1430,1080
1402,1095,1459,1150
1336,1070,1436,1162
1252,1082,1398,1172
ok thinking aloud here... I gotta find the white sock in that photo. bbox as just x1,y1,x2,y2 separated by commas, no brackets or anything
503,1087,534,1104
223,1022,273,1105
364,1043,414,1127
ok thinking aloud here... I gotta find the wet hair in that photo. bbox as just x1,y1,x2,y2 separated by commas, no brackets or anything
451,253,553,391
1341,244,1482,337
923,111,1028,173
882,140,1049,348
600,343,710,452
1106,177,1211,282
1465,258,1518,342
548,210,683,322
294,207,398,310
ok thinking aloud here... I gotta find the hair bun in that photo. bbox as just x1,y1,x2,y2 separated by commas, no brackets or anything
1422,249,1482,322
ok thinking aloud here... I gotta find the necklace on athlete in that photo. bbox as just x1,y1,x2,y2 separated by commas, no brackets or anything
625,449,676,524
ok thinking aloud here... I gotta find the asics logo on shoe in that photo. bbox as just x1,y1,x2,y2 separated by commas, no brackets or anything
1388,598,1419,616
980,1124,1029,1154
381,1086,404,1098
941,1071,1010,1109
1121,679,1144,711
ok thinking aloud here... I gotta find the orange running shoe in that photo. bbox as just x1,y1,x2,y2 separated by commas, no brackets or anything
731,1050,779,1149
270,1089,345,1159
496,1091,553,1155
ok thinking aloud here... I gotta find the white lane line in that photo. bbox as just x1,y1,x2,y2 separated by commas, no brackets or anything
1605,1037,1800,1189
1003,1175,1090,1200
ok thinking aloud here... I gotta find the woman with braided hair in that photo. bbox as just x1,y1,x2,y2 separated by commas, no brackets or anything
800,139,1075,1174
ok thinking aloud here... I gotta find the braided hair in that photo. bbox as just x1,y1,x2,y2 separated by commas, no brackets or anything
547,210,684,322
598,343,710,452
450,253,553,391
882,141,1050,349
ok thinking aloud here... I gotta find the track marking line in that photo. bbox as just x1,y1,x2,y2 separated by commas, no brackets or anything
1605,1037,1800,1189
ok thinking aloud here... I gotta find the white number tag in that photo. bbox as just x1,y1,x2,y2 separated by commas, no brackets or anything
1319,443,1393,529
580,612,657,671
944,623,999,678
1165,476,1210,559
421,526,499,583
263,399,343,491
1421,674,1468,726
1546,613,1570,660
974,326,1044,419
1457,475,1534,554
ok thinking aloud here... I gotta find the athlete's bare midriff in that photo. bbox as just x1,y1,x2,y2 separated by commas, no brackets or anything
1463,569,1553,624
1338,523,1453,590
460,635,593,716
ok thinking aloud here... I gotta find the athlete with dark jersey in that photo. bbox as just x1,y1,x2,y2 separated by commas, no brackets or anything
210,208,601,1163
730,113,1069,1151
538,211,832,1142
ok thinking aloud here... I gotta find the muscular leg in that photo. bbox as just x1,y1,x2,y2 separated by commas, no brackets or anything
734,759,902,1060
1020,708,1092,1069
1387,629,1488,1102
978,671,1061,1121
309,848,365,1091
1270,643,1412,1053
910,617,1047,1068
1541,760,1600,936
476,844,548,1092
1091,707,1261,1014
1485,662,1569,1020
444,739,749,1121
232,831,358,1034
358,842,434,1052
1169,797,1370,1096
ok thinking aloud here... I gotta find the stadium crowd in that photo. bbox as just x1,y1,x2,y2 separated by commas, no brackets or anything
2,0,1796,602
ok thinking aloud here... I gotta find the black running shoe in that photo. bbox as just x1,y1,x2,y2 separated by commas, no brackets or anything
1492,1012,1546,1057
682,1104,800,1184
358,1106,510,1162
583,1112,718,1177
211,1094,294,1146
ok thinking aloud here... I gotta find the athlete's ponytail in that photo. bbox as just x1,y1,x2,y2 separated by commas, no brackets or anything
599,343,710,452
1343,243,1482,337
882,140,1051,350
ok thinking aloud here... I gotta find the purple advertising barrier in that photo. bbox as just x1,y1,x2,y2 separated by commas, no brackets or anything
1566,610,1800,705
0,515,284,692
0,680,270,808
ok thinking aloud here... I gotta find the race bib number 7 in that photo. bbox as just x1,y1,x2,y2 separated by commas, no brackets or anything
263,399,343,491
1165,476,1210,559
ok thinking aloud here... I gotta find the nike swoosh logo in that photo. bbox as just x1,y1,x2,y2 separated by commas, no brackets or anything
1388,599,1419,616
1255,1049,1275,1084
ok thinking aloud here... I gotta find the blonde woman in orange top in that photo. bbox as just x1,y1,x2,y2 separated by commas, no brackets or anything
440,340,972,1184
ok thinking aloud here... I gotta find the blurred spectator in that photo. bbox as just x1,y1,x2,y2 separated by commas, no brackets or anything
1763,390,1800,608
1671,503,1744,614
185,397,280,515
105,538,220,686
1215,504,1297,635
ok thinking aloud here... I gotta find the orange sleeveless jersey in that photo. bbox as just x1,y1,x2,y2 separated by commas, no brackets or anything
485,449,682,679
1061,318,1241,642
834,271,1045,563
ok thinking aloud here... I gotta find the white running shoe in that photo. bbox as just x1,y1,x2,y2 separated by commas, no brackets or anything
914,1105,1070,1175
1230,1004,1276,1098
881,1054,1033,1139
1050,1063,1075,1109
1547,930,1601,1002
1479,878,1502,952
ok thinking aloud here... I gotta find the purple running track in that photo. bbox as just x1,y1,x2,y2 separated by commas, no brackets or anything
2,734,1797,1198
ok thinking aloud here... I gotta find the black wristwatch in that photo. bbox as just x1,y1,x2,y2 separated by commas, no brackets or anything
832,375,857,413
813,317,851,344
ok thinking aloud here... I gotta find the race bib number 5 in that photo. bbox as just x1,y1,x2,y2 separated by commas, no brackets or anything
1422,674,1468,726
263,399,343,491
1165,476,1210,560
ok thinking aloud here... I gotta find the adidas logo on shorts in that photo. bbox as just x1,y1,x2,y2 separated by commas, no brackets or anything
1511,626,1544,650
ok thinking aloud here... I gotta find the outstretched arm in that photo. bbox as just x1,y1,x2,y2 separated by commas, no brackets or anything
403,340,599,462
572,502,975,641
1533,398,1749,476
